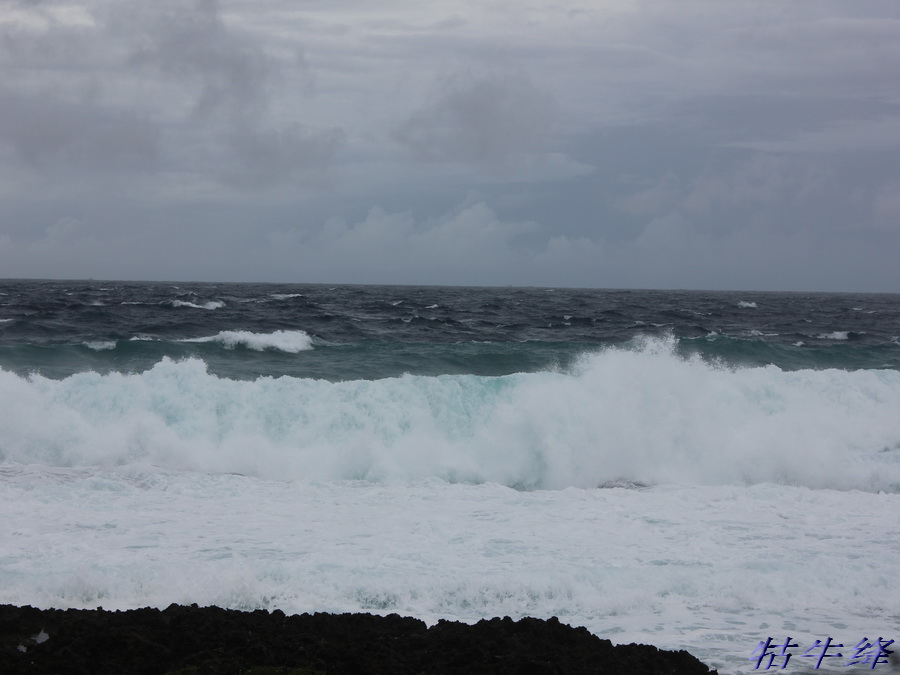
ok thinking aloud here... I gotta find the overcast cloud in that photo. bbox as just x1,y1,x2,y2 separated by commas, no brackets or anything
1,0,898,291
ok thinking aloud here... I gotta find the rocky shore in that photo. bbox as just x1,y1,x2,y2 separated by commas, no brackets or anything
1,604,717,674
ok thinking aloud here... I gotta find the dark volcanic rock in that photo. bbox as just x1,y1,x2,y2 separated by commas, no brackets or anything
0,604,716,674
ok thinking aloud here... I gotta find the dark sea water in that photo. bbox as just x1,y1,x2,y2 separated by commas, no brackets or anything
2,280,898,673
2,280,898,380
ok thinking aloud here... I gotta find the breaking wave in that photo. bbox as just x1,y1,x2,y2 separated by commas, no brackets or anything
1,338,897,492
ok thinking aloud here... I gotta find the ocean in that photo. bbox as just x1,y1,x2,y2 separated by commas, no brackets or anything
1,280,898,673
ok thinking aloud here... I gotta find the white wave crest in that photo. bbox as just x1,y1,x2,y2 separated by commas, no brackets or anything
182,330,314,353
168,300,225,310
818,331,849,340
83,341,116,351
1,338,898,492
737,301,757,308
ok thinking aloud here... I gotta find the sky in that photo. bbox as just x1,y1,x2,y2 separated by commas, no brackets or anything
1,0,899,291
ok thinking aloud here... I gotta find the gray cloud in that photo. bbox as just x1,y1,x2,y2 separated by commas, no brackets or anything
394,70,553,170
0,6,97,68
122,0,341,188
0,0,898,290
0,88,159,171
0,0,341,191
127,0,278,121
617,154,830,221
221,123,345,189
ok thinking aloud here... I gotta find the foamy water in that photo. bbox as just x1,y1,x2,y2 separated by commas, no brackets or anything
2,283,899,673
1,468,896,673
1,341,899,672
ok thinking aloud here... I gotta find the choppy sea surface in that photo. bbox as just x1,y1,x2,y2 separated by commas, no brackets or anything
1,280,898,672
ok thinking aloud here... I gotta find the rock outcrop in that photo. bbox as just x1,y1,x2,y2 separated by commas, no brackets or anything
0,604,716,674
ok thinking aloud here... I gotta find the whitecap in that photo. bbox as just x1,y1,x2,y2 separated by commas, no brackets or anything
83,341,117,351
181,330,314,353
167,300,225,310
737,301,757,308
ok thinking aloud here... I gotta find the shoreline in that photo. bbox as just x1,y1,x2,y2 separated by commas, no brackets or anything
1,603,717,674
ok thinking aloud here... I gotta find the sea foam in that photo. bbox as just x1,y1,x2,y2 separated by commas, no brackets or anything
0,471,895,673
1,338,897,491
